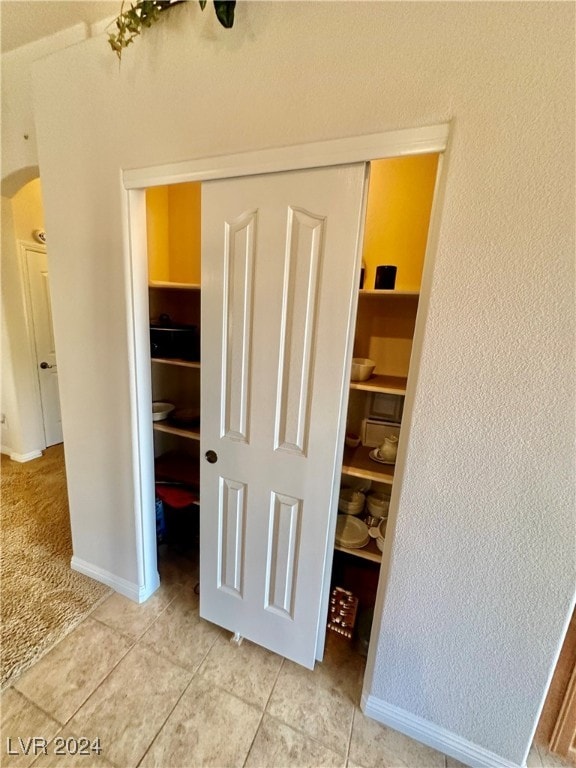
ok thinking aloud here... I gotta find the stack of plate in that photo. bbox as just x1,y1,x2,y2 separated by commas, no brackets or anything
335,515,369,549
338,489,365,515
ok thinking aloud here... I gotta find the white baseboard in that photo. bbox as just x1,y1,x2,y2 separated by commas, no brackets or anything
8,450,43,462
71,556,160,604
1,444,12,456
361,694,525,768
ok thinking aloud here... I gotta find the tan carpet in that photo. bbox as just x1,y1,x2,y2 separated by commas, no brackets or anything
1,445,111,690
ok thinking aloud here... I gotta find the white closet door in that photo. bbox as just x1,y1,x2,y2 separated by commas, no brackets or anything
200,165,366,668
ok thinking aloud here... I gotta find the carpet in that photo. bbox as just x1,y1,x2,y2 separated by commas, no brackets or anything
1,445,111,690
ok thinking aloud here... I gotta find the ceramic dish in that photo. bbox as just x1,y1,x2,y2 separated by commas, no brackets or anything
366,493,390,517
152,402,175,421
345,433,361,448
350,358,375,382
335,515,369,549
369,448,395,465
375,517,388,550
338,489,365,515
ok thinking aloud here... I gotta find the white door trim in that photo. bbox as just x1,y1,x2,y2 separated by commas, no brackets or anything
121,123,451,619
123,124,450,189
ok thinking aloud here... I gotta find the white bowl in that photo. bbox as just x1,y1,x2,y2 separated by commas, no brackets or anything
366,493,390,517
375,535,386,552
152,401,175,421
345,433,361,448
338,489,365,515
339,489,365,503
351,358,376,382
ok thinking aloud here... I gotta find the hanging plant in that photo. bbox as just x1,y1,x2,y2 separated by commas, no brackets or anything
108,0,236,60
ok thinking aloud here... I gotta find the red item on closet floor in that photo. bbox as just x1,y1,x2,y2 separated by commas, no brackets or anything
155,485,199,509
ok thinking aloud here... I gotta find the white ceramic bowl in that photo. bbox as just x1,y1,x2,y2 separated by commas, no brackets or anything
338,489,365,515
366,493,390,518
152,401,175,421
375,535,386,553
350,358,376,382
345,433,361,448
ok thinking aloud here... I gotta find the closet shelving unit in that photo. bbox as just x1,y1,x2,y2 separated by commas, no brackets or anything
334,287,419,564
149,282,202,495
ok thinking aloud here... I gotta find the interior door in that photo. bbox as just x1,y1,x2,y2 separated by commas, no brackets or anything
200,165,367,668
24,246,63,446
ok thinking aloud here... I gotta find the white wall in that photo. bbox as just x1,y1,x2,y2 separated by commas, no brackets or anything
1,24,91,196
25,2,574,765
1,25,96,459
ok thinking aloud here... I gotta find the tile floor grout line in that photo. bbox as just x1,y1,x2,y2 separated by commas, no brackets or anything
256,652,354,762
134,625,223,768
90,614,142,645
116,666,197,768
262,709,351,764
346,701,357,766
5,686,67,730
241,657,286,768
1,597,113,694
58,632,139,729
13,611,140,737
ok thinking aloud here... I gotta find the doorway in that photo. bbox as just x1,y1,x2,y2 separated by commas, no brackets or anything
20,242,63,447
124,125,449,668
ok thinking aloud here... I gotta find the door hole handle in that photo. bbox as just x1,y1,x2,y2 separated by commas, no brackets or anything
40,362,55,369
205,450,218,464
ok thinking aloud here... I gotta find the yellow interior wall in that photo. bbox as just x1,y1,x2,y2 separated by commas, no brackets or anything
168,183,201,284
146,186,170,283
146,182,201,284
362,153,439,291
147,158,437,288
12,177,45,242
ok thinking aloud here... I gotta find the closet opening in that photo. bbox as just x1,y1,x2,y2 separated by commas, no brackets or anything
146,181,202,584
124,124,449,667
140,151,441,660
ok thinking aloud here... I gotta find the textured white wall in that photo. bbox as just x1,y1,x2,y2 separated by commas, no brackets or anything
1,25,90,195
26,2,574,764
1,27,95,459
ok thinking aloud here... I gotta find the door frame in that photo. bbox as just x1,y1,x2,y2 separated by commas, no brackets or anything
122,124,451,658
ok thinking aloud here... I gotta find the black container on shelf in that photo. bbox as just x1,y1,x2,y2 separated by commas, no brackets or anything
374,265,397,290
150,314,200,361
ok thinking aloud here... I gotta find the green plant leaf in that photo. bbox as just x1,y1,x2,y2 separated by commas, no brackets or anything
109,0,236,61
213,0,235,28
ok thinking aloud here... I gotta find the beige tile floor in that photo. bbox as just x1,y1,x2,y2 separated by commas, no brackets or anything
1,552,570,768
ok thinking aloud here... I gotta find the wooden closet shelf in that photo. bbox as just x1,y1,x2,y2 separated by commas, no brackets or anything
149,281,201,291
349,374,407,395
151,357,201,369
359,289,419,297
153,422,200,441
342,445,395,484
334,538,382,563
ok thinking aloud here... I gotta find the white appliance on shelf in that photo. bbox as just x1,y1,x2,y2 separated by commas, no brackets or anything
361,418,401,448
369,391,403,423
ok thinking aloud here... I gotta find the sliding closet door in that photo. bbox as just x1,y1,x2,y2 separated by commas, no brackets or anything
200,164,366,668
